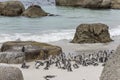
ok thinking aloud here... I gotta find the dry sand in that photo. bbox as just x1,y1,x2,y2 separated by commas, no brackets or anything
50,36,120,54
10,62,103,80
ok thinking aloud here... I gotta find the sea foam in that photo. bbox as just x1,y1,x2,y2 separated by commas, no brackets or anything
0,29,75,43
110,25,120,37
0,26,120,43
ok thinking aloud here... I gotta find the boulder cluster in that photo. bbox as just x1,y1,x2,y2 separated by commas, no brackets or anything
0,0,120,18
0,1,49,18
56,0,120,9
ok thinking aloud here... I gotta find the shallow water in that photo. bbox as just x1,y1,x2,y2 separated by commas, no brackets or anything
0,2,120,42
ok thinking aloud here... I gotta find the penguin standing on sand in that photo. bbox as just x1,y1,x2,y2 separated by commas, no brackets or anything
21,60,29,69
22,46,25,52
67,60,72,72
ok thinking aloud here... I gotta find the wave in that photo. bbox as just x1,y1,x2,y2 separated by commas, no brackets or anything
0,25,120,43
0,0,55,6
0,29,75,43
110,25,120,37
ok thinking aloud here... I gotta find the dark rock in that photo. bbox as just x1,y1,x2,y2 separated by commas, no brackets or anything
1,41,62,62
48,13,59,16
0,64,24,80
71,23,112,43
0,1,25,16
22,5,48,18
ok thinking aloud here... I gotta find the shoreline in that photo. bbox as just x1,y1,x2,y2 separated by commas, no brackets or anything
0,35,120,80
49,35,120,54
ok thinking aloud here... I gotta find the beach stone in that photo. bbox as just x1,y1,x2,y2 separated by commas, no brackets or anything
71,23,112,43
0,1,25,16
56,0,111,9
100,45,120,80
22,5,48,18
0,52,25,64
1,41,62,61
0,64,24,80
111,0,120,9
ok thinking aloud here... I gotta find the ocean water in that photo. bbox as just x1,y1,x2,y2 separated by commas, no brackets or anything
0,0,120,43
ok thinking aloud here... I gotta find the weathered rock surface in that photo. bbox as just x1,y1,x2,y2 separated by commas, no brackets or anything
56,0,111,8
100,45,120,80
71,23,112,43
0,1,25,16
111,0,120,9
1,41,62,62
56,0,120,9
0,52,25,64
82,0,111,9
56,0,83,6
0,64,24,80
22,5,48,18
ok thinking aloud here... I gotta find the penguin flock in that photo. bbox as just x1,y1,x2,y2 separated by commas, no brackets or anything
21,49,115,72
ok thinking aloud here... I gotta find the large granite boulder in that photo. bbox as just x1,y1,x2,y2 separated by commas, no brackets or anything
0,1,25,16
22,5,48,18
0,64,24,80
56,0,111,9
100,45,120,80
0,52,25,64
1,41,62,62
82,0,111,9
71,23,112,43
111,0,120,9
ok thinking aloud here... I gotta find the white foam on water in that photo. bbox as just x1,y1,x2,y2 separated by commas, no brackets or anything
0,25,120,43
0,29,75,43
0,0,56,9
110,25,120,37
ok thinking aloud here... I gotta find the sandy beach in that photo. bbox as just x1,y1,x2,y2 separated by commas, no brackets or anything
4,35,119,80
8,62,103,80
50,36,120,54
0,0,120,80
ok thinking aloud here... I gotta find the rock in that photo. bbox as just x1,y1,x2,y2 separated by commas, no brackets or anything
56,0,83,6
47,13,59,16
0,1,25,16
56,0,111,9
1,41,62,62
71,23,112,43
111,0,120,9
0,64,24,80
22,5,48,18
0,52,25,64
101,0,111,8
82,0,111,9
100,45,120,80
